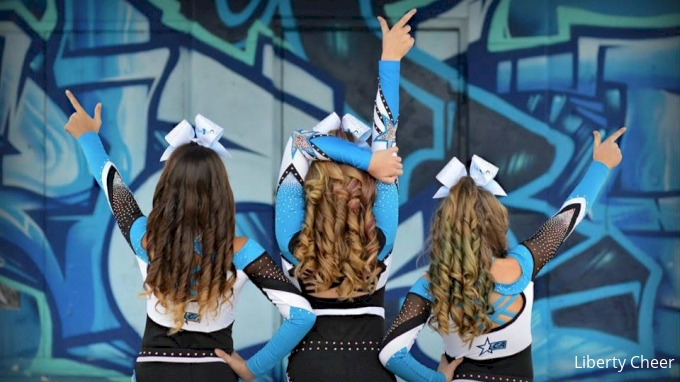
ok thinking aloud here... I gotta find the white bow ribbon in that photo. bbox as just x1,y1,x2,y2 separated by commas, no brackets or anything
160,114,232,161
312,112,371,149
433,155,507,198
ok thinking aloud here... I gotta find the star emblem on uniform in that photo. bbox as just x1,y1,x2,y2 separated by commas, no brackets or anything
291,130,315,158
477,338,495,355
373,117,397,146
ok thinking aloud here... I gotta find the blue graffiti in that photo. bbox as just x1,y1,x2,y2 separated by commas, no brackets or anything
0,0,678,381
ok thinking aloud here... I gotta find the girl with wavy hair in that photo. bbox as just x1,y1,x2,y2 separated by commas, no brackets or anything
380,127,627,382
270,9,417,382
63,91,317,382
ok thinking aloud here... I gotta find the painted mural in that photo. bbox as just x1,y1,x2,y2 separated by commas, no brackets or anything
0,0,678,381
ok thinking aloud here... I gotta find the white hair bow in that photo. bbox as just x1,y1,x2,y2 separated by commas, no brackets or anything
312,112,371,149
433,155,507,198
160,114,232,161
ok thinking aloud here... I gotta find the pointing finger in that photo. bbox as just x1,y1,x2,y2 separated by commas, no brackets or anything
395,9,417,28
377,16,389,36
604,126,627,143
65,90,86,114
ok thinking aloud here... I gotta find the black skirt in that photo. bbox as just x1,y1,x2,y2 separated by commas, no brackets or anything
134,361,238,382
286,314,396,382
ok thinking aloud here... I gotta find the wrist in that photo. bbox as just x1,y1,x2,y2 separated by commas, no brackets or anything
381,54,401,61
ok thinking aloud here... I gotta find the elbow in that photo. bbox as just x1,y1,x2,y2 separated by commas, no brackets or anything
378,347,394,368
300,309,316,331
291,306,316,332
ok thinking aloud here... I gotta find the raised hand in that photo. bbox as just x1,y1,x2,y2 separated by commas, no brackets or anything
593,127,626,169
378,9,417,61
214,349,255,381
64,90,102,139
368,146,403,183
437,355,463,381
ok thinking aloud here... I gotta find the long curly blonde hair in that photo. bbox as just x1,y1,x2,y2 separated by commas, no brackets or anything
293,131,381,299
144,142,236,335
427,176,509,344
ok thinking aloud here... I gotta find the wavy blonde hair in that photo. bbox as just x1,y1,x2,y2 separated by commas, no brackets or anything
144,142,236,335
293,131,380,299
426,176,509,344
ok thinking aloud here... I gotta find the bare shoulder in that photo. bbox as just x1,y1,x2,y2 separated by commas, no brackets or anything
490,256,522,284
233,236,248,253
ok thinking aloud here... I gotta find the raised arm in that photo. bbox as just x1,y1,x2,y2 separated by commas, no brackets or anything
65,90,147,261
527,127,625,276
274,122,373,267
275,122,402,268
380,277,459,382
495,127,627,294
370,9,416,260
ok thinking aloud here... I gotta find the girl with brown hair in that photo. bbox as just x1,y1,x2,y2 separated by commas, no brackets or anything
63,92,316,382
379,127,627,382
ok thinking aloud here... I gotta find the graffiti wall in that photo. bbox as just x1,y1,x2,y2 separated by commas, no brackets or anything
0,0,678,381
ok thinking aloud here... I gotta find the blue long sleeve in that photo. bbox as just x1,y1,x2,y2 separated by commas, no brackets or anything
379,278,446,382
495,160,611,295
232,240,316,377
77,132,148,261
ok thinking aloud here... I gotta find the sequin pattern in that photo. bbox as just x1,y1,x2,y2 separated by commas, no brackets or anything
108,165,144,246
383,293,432,343
243,253,290,284
523,203,580,277
292,340,381,353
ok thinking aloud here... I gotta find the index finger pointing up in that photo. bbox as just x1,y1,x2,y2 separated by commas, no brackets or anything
604,126,627,143
65,90,85,114
394,8,417,29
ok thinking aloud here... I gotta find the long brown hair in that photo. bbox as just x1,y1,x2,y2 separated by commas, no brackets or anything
426,176,509,344
144,142,236,334
293,130,381,299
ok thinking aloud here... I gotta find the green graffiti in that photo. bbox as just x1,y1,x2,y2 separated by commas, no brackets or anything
488,0,680,51
0,0,58,39
147,0,293,66
384,0,440,20
0,277,125,380
0,277,52,359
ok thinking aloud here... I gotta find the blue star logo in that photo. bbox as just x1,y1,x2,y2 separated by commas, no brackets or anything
477,337,507,356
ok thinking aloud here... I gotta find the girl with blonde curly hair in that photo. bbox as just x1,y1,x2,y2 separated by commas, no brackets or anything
380,127,627,382
273,9,417,381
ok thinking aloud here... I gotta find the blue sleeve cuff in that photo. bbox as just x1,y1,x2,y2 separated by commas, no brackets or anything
385,348,446,382
410,277,434,302
129,217,149,263
494,245,533,294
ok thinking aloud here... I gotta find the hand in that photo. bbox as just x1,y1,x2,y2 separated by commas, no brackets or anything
368,146,403,183
64,90,102,139
215,349,256,382
437,354,463,382
593,126,626,169
378,9,417,61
